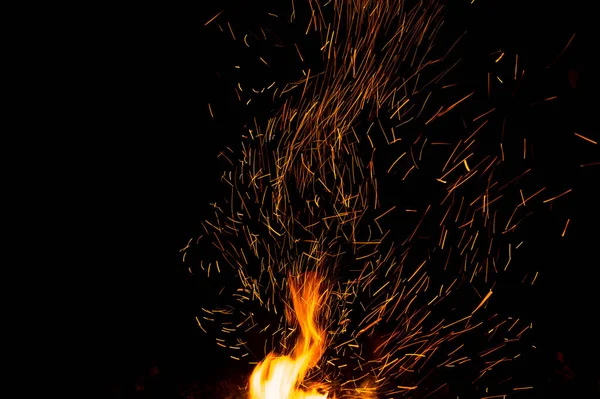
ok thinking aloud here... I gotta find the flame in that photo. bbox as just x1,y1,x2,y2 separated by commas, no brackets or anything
249,273,330,399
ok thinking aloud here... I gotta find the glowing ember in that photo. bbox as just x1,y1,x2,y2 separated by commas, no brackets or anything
187,1,584,397
249,273,330,399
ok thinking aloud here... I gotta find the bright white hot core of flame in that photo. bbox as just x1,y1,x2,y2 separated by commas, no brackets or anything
249,273,329,399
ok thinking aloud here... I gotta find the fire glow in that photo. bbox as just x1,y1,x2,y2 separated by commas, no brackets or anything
249,273,330,399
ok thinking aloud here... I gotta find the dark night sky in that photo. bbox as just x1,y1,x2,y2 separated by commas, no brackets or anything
93,1,597,396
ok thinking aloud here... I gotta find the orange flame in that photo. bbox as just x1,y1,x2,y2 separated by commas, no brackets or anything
249,273,330,399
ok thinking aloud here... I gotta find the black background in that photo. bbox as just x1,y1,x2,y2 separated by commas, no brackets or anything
91,1,597,397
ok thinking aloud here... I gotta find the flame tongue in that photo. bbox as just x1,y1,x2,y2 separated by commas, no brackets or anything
249,273,329,399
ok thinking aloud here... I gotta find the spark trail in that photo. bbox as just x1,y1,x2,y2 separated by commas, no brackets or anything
183,1,586,397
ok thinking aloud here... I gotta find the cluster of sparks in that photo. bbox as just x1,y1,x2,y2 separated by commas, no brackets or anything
182,1,591,398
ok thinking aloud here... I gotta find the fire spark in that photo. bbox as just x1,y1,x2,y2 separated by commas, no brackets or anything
186,0,584,398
